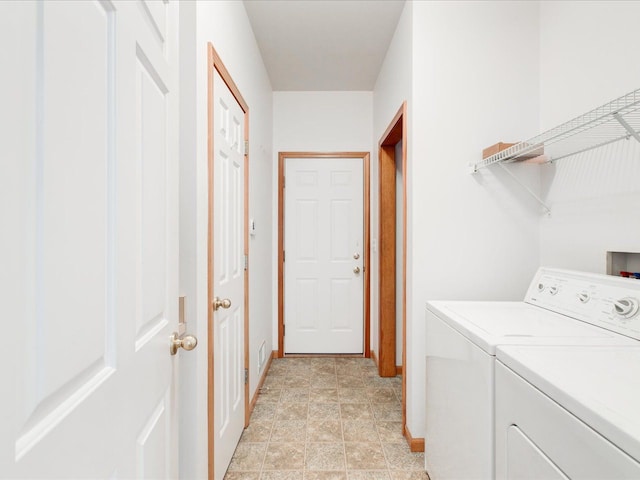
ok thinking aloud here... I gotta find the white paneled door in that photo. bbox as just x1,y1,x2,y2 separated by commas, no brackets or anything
212,69,246,480
1,1,180,478
284,158,364,354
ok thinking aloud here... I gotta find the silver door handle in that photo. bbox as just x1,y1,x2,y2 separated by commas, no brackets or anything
353,266,361,274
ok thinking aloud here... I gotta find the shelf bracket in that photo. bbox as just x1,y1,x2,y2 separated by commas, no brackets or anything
613,112,640,144
497,163,551,216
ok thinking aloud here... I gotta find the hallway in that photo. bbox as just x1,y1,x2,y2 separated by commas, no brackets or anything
224,357,429,479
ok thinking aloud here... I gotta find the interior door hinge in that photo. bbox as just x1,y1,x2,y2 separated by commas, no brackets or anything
283,250,285,262
283,175,285,188
283,324,285,336
244,368,248,385
244,254,248,271
244,140,249,156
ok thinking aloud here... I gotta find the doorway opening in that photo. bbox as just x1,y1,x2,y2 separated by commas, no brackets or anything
277,152,371,358
378,102,414,447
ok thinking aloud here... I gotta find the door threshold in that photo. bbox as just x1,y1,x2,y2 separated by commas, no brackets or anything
283,353,366,358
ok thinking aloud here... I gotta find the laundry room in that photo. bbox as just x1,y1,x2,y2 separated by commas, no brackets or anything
5,1,640,478
391,0,640,455
261,1,640,476
408,2,640,479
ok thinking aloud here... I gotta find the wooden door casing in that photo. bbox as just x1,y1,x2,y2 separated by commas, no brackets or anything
277,152,371,358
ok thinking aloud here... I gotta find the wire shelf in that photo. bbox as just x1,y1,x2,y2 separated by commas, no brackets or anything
473,88,640,172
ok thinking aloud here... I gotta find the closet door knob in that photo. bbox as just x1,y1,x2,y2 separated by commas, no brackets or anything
213,297,232,311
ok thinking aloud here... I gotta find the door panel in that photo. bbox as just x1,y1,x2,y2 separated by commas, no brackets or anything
212,69,245,479
137,45,170,348
296,200,319,259
1,1,179,477
330,278,352,330
284,158,364,354
136,393,171,479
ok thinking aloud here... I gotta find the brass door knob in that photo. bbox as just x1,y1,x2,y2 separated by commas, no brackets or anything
170,332,198,355
353,266,361,274
213,297,232,311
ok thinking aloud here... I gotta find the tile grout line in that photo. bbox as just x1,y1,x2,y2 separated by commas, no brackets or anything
303,362,312,479
258,390,277,479
369,366,393,479
338,361,348,479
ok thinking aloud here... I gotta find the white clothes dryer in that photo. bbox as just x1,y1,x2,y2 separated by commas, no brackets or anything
495,344,640,479
424,268,640,480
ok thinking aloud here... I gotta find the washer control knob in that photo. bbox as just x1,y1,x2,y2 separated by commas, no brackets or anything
577,292,590,304
549,286,559,296
537,283,545,292
613,297,639,318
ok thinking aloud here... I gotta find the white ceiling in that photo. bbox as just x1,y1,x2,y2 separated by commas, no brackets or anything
243,0,406,91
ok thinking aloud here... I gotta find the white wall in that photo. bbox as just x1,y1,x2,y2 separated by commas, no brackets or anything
273,91,373,151
179,2,273,477
272,91,374,349
539,1,640,273
372,0,413,361
407,0,541,439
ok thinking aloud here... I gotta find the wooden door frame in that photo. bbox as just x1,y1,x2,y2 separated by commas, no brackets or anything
378,101,408,430
277,152,371,358
207,43,250,480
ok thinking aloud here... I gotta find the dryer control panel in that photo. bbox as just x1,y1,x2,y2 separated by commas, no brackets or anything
525,268,640,341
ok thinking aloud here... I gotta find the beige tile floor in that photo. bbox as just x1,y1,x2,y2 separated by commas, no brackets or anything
224,357,430,480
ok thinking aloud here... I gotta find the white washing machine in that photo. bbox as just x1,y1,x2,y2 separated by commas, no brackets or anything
495,345,640,479
424,268,640,480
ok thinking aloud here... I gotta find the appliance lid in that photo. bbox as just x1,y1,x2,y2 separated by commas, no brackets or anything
497,344,640,462
426,301,637,355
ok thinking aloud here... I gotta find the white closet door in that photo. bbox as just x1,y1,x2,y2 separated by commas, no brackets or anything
212,69,246,480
